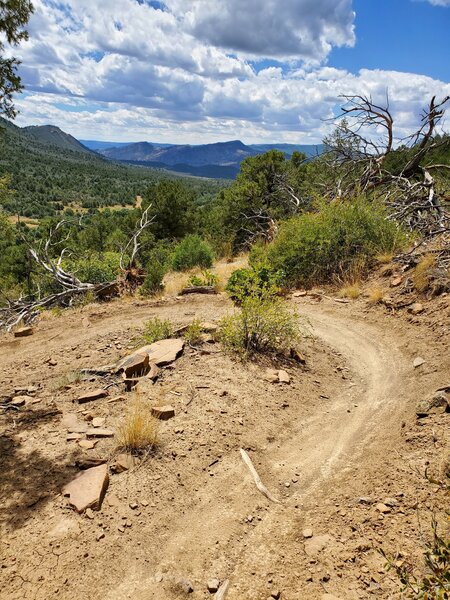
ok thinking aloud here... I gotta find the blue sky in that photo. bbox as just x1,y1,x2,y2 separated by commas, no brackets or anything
11,0,450,144
331,0,450,80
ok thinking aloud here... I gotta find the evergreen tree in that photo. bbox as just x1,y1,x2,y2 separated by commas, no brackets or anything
0,0,34,118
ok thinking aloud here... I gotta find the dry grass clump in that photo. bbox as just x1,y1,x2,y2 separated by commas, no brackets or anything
213,254,248,291
412,254,436,293
375,252,394,264
162,255,249,296
367,286,384,305
49,370,83,391
338,284,361,299
162,270,190,296
116,395,158,453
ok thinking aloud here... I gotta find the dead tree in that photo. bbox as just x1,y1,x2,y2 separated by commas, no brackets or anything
0,206,154,331
119,205,155,293
324,94,450,235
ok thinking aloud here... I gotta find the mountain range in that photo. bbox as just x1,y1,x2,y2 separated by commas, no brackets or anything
2,118,323,179
84,139,323,178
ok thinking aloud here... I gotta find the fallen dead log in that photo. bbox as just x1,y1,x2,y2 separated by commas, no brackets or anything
240,449,281,504
214,580,230,600
180,286,217,295
0,282,119,331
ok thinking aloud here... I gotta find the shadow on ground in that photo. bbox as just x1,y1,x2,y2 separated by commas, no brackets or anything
0,407,79,531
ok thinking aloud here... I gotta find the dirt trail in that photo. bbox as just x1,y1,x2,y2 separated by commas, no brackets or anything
2,292,446,600
107,299,412,600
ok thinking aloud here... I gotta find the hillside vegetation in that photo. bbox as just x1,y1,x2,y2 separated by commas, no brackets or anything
0,95,449,328
0,118,226,218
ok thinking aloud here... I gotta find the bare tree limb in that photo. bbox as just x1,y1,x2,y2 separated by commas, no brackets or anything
119,205,154,270
240,449,281,504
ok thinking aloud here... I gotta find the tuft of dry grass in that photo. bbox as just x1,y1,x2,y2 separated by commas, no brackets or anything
412,254,436,293
116,394,158,453
338,284,361,299
376,252,394,264
213,254,248,291
367,286,384,305
162,255,249,296
49,370,83,391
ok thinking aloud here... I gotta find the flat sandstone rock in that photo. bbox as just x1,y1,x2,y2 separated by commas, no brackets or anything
62,464,109,513
77,389,109,404
116,339,184,370
151,405,175,420
14,326,33,337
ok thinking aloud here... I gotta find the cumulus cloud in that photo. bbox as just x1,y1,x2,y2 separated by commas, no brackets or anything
10,0,450,143
167,0,355,62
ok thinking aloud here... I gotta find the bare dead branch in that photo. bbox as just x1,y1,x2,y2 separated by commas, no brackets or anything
119,205,155,270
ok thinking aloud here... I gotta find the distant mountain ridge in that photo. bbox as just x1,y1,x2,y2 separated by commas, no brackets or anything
22,124,94,155
94,138,323,178
1,118,324,180
100,139,257,167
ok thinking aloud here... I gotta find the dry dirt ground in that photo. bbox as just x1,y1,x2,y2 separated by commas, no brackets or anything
0,287,448,600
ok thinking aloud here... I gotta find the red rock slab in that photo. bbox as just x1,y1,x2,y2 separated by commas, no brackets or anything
121,352,150,378
14,326,33,337
62,464,109,513
116,338,184,370
151,405,175,421
77,389,109,404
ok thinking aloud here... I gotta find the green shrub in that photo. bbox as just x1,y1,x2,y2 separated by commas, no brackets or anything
219,293,301,357
380,517,450,599
142,317,174,344
140,243,171,296
63,252,121,284
268,197,408,287
140,263,166,295
226,265,282,305
172,234,214,271
187,269,219,288
183,319,203,345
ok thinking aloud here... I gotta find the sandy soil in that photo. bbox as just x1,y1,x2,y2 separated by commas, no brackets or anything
0,290,448,600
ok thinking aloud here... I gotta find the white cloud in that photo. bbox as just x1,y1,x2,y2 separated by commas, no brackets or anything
9,0,450,143
422,0,450,6
166,0,355,62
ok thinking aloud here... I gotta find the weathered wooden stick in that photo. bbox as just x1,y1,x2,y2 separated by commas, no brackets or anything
214,579,230,600
240,449,281,504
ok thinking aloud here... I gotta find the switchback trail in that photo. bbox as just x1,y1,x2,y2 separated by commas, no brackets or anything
108,298,413,600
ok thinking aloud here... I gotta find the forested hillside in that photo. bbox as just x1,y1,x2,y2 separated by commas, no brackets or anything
0,119,226,218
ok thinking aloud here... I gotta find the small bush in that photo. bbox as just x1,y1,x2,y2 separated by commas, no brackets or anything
63,252,121,284
267,197,408,287
140,262,166,296
226,265,282,305
73,290,96,309
219,294,301,357
413,254,436,293
142,317,174,344
183,319,203,345
187,269,219,288
172,234,214,271
140,244,171,296
116,395,158,453
380,517,450,598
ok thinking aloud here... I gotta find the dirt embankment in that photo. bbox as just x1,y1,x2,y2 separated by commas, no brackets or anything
0,290,448,600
